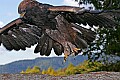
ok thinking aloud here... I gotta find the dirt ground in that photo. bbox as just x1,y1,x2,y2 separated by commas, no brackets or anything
0,72,120,80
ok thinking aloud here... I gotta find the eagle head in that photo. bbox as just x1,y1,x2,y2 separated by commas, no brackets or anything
18,0,36,15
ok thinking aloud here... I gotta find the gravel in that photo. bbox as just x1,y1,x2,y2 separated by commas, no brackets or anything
0,72,120,80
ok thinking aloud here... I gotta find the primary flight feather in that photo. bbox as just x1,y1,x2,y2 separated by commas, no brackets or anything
0,0,119,61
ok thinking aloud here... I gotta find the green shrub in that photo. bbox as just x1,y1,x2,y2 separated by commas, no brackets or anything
20,66,41,74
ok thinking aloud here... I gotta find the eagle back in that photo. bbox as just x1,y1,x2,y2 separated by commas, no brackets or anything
24,3,57,29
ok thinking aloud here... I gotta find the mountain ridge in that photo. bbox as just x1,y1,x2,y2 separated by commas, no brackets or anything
0,55,87,74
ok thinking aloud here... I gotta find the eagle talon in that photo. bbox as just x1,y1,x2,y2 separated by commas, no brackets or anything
72,48,82,56
73,48,81,52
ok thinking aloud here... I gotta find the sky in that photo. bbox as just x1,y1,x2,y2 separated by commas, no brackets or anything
0,0,82,65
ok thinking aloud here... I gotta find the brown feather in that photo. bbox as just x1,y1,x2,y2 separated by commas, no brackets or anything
45,37,53,56
2,35,13,50
53,42,64,56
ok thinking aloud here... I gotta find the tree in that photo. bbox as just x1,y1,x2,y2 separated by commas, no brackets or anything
74,0,120,62
30,66,41,74
42,69,46,74
56,68,65,76
46,66,56,76
20,70,25,74
65,63,76,75
74,0,120,10
25,66,32,73
20,66,41,74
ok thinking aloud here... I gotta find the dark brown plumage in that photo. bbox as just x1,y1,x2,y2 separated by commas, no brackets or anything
0,0,119,61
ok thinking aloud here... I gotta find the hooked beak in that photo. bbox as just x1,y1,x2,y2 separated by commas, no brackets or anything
20,12,26,18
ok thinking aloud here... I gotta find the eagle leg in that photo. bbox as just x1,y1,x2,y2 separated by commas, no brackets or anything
64,53,69,62
63,48,81,62
63,42,81,62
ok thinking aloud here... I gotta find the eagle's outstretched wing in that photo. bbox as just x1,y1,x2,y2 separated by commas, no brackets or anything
0,18,41,50
48,6,119,28
0,0,119,61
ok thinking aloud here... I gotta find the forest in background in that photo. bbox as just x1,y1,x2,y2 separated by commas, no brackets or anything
20,60,120,76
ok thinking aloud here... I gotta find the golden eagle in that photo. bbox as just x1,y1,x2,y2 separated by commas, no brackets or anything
0,0,119,61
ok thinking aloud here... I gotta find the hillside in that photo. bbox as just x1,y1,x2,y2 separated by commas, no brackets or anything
0,55,87,74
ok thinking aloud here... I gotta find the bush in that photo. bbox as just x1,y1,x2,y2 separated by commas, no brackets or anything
20,66,41,74
100,61,120,72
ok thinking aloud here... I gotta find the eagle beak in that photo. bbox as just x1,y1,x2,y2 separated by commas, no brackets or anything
20,12,26,18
